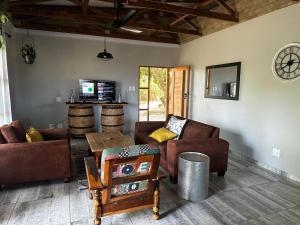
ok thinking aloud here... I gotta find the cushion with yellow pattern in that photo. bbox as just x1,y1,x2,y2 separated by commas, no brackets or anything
26,127,44,142
149,127,177,143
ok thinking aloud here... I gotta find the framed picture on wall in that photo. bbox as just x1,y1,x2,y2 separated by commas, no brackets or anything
205,62,241,100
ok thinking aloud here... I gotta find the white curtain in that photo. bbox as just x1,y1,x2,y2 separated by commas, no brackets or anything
0,35,12,125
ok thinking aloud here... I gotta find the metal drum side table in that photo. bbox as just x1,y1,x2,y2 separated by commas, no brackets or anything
177,152,210,202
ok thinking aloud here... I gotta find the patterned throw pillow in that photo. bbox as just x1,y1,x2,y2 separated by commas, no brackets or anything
166,116,187,140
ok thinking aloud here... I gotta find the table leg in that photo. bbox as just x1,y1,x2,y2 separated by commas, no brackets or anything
95,152,101,168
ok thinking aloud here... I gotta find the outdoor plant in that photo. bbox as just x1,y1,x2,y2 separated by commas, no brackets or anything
0,0,9,50
21,44,36,64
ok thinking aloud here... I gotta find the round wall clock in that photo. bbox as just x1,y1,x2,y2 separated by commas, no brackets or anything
272,43,300,82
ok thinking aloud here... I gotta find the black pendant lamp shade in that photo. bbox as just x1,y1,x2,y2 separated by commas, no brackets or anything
97,36,113,61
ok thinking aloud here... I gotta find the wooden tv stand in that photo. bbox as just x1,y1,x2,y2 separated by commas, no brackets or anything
66,102,128,138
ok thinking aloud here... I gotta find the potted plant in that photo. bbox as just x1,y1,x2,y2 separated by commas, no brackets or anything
0,0,9,50
21,44,36,64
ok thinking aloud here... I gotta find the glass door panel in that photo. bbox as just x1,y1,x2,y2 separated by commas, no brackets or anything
149,68,167,121
139,66,168,121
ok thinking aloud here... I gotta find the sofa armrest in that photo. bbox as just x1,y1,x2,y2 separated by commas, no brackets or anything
38,128,69,140
167,138,229,177
0,140,71,184
135,121,165,135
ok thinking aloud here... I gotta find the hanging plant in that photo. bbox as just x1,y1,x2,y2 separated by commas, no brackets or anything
21,44,36,64
21,31,36,64
0,0,9,50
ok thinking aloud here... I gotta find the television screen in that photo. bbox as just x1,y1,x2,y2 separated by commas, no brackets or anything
79,79,116,102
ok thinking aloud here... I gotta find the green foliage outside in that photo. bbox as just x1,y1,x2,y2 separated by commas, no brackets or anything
139,67,167,108
0,0,9,50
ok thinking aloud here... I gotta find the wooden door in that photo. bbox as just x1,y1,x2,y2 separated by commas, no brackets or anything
168,66,190,118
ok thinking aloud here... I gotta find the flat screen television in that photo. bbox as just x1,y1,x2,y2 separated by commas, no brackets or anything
79,79,116,102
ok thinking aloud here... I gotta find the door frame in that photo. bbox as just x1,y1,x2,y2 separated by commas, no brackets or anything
168,66,191,118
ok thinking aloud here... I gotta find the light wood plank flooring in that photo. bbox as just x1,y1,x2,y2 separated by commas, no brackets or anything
1,157,300,225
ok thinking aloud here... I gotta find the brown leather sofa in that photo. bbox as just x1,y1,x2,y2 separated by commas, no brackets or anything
135,115,229,183
0,128,72,186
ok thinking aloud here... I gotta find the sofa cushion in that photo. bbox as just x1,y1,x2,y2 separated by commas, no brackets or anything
0,128,6,144
26,127,44,142
182,121,215,139
135,133,158,145
166,116,187,140
0,125,21,143
10,120,26,142
149,127,177,143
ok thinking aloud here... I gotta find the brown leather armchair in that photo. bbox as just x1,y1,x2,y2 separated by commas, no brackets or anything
135,115,229,183
0,128,71,186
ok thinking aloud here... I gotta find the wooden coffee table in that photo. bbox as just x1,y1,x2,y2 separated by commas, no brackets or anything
86,132,132,168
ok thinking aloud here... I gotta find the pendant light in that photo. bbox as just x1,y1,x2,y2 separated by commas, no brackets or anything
97,34,113,61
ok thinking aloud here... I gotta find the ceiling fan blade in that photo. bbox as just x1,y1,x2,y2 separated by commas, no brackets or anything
120,26,143,33
113,9,137,28
120,10,137,26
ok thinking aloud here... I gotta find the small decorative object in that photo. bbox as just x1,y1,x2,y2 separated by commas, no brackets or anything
272,43,300,82
117,92,122,103
21,31,36,64
230,82,237,97
69,89,75,103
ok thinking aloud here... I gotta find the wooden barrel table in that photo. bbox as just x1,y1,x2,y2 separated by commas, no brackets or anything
101,105,124,132
68,106,94,138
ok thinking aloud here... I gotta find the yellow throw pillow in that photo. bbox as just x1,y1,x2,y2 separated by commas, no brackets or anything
149,127,177,143
26,127,44,142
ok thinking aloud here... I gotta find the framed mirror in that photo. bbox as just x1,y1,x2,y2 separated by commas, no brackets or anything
205,62,241,100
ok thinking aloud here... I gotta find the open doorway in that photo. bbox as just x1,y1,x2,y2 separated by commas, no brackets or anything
138,66,190,121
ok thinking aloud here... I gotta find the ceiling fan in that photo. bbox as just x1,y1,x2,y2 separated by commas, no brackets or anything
111,0,143,33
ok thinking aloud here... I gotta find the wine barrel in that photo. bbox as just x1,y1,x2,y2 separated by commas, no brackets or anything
101,106,124,132
68,106,94,138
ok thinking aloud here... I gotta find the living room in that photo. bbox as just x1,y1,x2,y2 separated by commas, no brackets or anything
1,0,300,224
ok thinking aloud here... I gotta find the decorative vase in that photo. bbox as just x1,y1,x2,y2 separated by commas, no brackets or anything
117,92,122,103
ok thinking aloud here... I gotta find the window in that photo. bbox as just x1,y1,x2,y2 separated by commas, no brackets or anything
0,46,12,125
138,66,168,121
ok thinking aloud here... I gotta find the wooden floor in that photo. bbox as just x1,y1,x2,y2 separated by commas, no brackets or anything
1,157,300,225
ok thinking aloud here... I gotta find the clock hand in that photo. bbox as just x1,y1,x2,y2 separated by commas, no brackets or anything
282,64,289,69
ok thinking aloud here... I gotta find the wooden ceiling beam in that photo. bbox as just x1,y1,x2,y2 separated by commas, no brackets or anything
214,0,236,15
96,0,239,22
9,0,55,6
14,21,179,44
183,17,199,31
82,0,90,14
11,5,201,35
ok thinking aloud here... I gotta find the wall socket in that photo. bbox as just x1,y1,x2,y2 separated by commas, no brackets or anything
272,147,281,158
128,86,136,92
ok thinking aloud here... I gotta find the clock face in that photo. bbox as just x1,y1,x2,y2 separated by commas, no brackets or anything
272,43,300,82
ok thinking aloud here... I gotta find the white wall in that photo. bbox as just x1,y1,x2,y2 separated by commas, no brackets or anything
179,3,300,180
7,30,178,132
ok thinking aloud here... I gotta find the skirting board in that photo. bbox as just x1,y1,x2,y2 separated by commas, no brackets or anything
229,150,300,184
